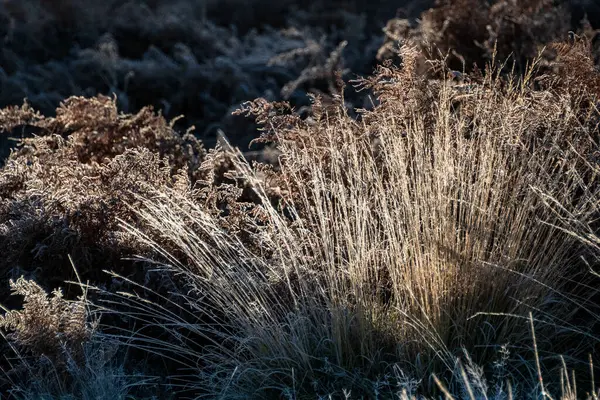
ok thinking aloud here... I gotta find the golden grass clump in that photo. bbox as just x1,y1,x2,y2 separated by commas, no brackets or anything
104,38,600,398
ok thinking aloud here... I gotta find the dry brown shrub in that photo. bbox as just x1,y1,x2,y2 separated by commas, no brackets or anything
0,94,272,396
0,94,287,322
379,0,572,73
6,95,205,174
0,96,207,295
0,102,43,132
540,35,600,98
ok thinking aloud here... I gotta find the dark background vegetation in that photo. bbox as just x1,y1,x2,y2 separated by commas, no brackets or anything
0,0,598,150
0,0,430,152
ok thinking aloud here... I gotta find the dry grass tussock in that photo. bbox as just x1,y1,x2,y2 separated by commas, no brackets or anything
90,39,600,398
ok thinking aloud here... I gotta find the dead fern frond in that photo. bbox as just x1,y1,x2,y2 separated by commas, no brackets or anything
0,277,95,364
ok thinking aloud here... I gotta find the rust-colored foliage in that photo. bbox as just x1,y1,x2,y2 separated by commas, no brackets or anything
0,96,207,295
0,277,93,363
379,0,573,72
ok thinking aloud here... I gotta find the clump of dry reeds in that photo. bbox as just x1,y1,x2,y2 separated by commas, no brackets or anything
97,37,600,398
